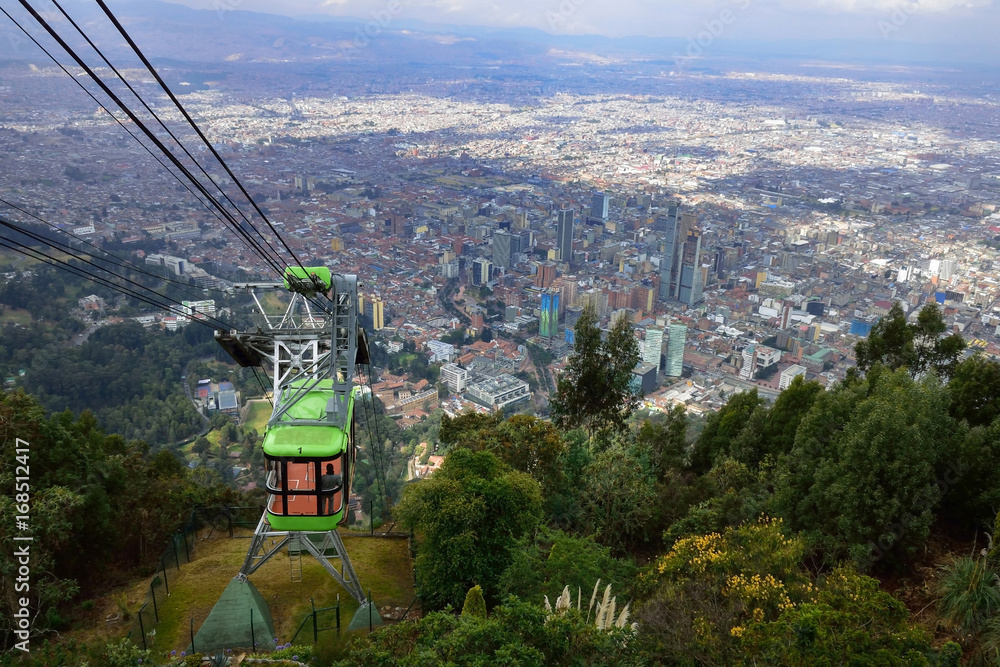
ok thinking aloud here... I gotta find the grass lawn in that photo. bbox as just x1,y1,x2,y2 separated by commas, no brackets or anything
0,307,32,325
140,528,414,656
178,429,224,461
244,399,271,432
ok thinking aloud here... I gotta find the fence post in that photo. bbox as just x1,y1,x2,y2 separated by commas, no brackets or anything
370,499,374,535
250,608,256,652
183,528,191,563
336,594,340,635
311,598,318,643
150,581,158,622
138,606,147,651
174,536,181,570
162,559,169,597
368,588,373,633
190,617,196,654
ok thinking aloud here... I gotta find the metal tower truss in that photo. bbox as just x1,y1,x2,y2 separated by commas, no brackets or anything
217,274,359,429
236,514,365,604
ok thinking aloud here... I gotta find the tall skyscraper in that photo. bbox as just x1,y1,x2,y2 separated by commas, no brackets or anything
658,201,702,305
557,208,574,263
539,291,560,338
472,258,493,286
591,192,609,220
657,200,681,300
643,326,664,374
493,230,512,269
367,296,385,331
560,277,578,313
535,261,557,288
665,323,687,377
677,229,704,306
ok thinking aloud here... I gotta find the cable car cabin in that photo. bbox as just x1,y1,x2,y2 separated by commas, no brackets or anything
263,379,356,531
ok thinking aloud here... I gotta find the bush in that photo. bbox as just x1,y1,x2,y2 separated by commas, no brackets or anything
937,557,1000,633
462,585,487,619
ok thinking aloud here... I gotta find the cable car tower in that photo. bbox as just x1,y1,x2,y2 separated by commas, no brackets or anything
208,267,381,641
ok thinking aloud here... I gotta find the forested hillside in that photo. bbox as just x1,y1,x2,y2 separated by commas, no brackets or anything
333,303,1000,665
0,264,250,445
0,391,246,660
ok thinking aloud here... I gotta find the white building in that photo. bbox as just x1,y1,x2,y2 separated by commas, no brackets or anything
466,374,530,411
440,363,469,394
778,365,807,390
755,346,781,370
179,299,217,323
426,340,456,363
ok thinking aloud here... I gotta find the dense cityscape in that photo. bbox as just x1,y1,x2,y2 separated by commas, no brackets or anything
4,40,1000,421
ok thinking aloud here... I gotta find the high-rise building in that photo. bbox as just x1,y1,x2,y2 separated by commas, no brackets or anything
656,202,680,300
440,363,469,394
368,296,385,330
389,213,407,236
472,258,493,286
535,261,557,288
939,258,958,281
665,323,687,377
591,192,609,220
493,230,512,269
513,211,528,230
358,295,385,330
540,291,560,338
643,326,664,373
740,344,756,380
677,229,704,306
780,304,792,329
560,278,578,313
557,208,574,263
657,202,698,302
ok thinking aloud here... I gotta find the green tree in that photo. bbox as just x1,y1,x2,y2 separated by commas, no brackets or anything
773,368,955,569
193,436,211,455
499,527,637,605
942,419,1000,525
551,305,640,436
948,355,1000,427
855,302,915,374
0,391,241,644
461,585,487,619
634,404,689,475
395,449,542,610
581,443,658,551
331,596,641,666
440,412,568,504
855,301,965,378
690,389,763,474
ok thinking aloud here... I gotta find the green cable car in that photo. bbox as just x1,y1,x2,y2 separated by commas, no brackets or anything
262,379,357,531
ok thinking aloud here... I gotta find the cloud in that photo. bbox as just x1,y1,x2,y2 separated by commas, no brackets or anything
764,0,991,12
158,0,999,42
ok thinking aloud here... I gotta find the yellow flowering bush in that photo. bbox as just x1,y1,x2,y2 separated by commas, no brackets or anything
638,517,816,665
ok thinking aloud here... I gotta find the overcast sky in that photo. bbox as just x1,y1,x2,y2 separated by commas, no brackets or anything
156,0,999,46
